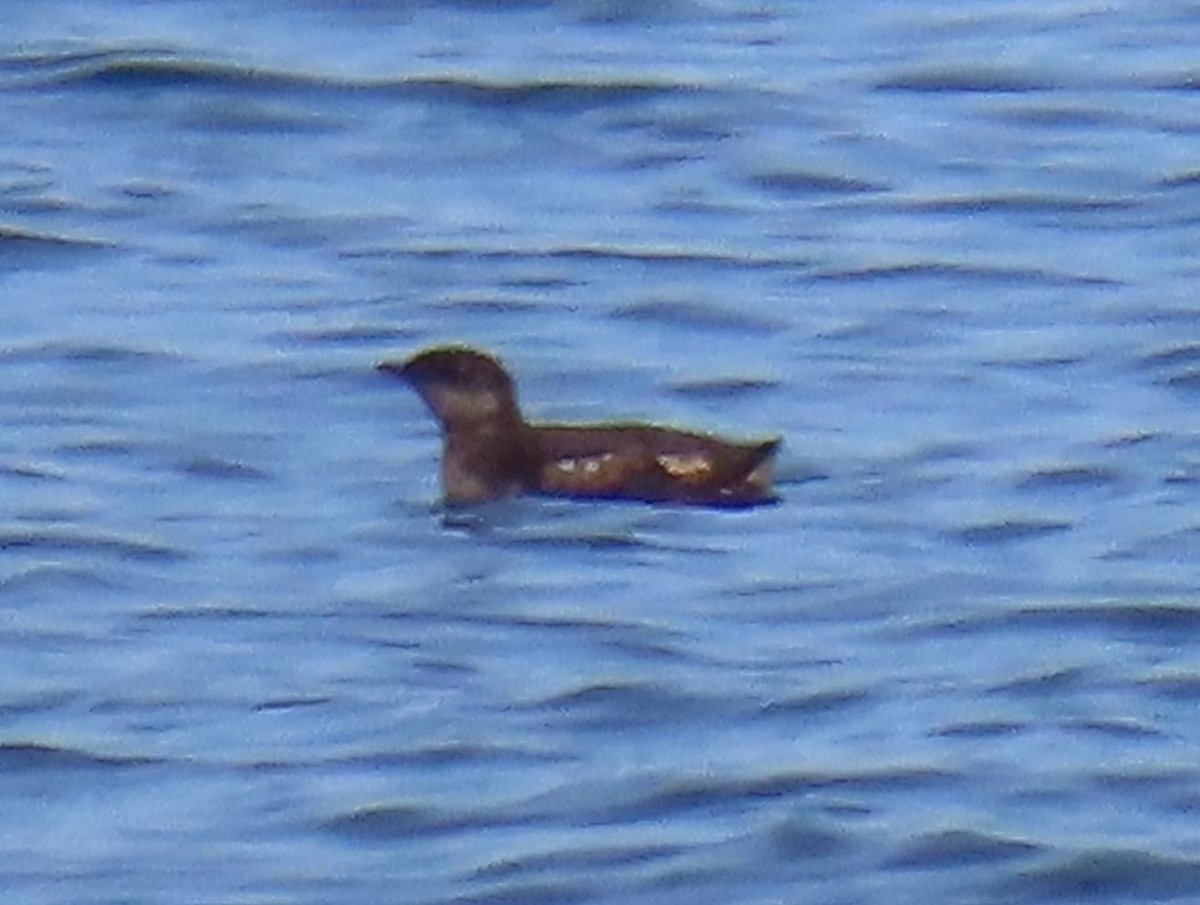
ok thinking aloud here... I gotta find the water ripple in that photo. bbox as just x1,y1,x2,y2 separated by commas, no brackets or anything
0,563,117,594
1006,849,1200,902
952,519,1074,546
177,455,272,482
473,842,684,880
1016,465,1123,491
0,527,184,562
909,602,1200,640
587,767,963,826
342,241,803,271
15,48,712,113
322,802,517,841
875,67,1056,93
748,169,888,196
0,226,113,269
889,829,1042,869
611,299,785,334
812,262,1117,287
524,681,731,730
0,742,158,771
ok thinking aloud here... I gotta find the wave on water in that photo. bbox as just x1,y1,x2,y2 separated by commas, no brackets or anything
322,801,519,841
9,47,710,110
611,298,785,334
571,765,963,827
875,67,1058,94
810,261,1120,288
0,226,113,270
520,680,739,731
1138,342,1200,390
952,519,1075,545
749,169,890,196
1,339,181,366
898,193,1141,215
899,599,1200,642
0,527,184,562
5,48,318,94
0,742,159,771
666,376,782,398
1016,464,1123,491
888,828,1042,869
1005,849,1200,902
0,563,118,595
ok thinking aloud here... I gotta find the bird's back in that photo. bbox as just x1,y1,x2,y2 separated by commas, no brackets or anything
530,423,780,505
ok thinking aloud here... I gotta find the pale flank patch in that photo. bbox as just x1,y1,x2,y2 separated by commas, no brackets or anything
745,456,774,491
655,453,712,480
554,453,615,475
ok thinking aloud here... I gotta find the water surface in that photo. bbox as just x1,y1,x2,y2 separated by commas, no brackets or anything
3,2,1200,903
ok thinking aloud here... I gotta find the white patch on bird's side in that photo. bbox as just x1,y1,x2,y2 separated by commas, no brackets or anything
745,456,774,491
554,453,614,475
655,453,711,479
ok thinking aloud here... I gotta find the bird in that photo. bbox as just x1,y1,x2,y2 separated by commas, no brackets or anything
377,345,780,507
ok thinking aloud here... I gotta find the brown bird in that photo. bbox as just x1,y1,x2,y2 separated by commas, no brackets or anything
377,345,780,507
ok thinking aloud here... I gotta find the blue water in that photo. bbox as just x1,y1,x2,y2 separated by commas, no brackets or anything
4,1,1200,902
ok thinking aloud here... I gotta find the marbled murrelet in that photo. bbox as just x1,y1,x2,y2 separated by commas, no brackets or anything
377,346,780,507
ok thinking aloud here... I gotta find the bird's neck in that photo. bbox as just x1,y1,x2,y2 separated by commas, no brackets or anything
440,414,535,504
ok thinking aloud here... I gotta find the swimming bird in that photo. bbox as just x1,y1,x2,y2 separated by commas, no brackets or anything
377,345,780,507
